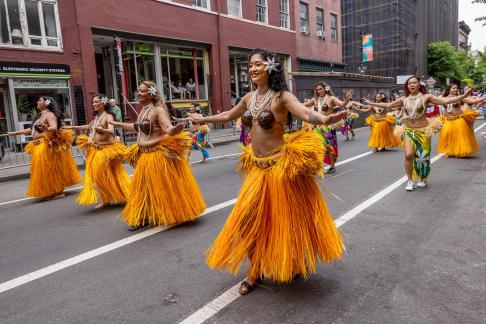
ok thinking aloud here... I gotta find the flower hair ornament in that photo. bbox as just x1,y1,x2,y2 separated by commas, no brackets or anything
263,56,280,74
324,85,331,92
419,81,426,87
148,85,159,97
44,98,51,106
100,96,109,105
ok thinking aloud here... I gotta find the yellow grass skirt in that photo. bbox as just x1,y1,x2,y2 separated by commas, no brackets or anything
437,110,479,157
206,130,345,283
75,135,130,205
24,130,82,199
366,115,401,148
122,132,206,227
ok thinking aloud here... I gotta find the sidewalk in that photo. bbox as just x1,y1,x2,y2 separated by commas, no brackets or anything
0,133,240,183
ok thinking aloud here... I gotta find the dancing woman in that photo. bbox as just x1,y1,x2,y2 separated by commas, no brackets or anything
7,97,81,199
357,92,400,151
111,81,206,231
189,49,348,295
65,94,130,209
437,84,486,157
365,76,473,191
303,82,349,173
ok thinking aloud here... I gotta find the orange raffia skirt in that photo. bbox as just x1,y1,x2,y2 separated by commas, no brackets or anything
75,135,130,206
206,130,345,283
437,110,479,157
24,130,82,199
122,132,206,227
366,115,401,148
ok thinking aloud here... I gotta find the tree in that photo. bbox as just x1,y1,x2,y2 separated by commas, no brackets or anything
473,0,486,26
427,41,460,83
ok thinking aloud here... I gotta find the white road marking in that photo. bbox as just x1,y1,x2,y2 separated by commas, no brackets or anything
179,122,486,324
0,148,375,292
0,199,237,294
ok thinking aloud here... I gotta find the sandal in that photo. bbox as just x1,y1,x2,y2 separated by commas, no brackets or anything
239,279,258,295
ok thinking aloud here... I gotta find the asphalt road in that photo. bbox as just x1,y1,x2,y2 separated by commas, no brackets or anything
0,123,485,324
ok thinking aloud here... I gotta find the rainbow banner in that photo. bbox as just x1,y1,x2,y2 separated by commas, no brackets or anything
362,34,374,62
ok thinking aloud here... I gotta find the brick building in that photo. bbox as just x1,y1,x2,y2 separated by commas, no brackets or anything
0,0,350,141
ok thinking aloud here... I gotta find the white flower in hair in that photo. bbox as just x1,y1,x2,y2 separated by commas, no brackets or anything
100,96,109,105
419,81,426,87
44,98,51,106
148,85,159,96
324,86,331,92
263,56,280,74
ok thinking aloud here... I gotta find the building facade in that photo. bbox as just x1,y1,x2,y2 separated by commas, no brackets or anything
458,20,471,53
0,0,83,145
342,0,459,79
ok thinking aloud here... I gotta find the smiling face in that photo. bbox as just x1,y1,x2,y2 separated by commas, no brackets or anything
316,85,326,97
248,53,270,87
375,93,383,103
137,83,152,105
92,96,105,113
37,97,47,111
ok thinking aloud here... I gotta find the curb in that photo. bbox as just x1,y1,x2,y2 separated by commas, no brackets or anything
0,137,240,183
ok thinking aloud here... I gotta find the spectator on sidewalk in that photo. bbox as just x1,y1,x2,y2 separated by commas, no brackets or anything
109,99,123,138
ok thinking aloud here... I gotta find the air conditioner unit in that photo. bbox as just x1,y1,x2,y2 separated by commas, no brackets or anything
317,30,325,38
300,26,309,34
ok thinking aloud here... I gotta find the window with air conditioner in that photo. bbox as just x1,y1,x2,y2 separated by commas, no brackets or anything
0,0,62,50
299,2,309,34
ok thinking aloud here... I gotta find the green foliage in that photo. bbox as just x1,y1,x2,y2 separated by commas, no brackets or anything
473,0,486,25
428,41,486,87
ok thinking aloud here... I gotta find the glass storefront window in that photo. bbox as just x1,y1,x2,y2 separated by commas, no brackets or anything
14,86,71,143
160,46,207,101
123,41,156,101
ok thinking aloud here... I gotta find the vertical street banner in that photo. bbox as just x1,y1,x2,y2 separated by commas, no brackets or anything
362,34,374,62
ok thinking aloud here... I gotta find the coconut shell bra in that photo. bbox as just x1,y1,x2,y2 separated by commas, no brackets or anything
241,90,283,130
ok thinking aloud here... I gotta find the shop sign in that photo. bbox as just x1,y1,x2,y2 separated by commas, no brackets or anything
0,61,70,78
13,79,69,89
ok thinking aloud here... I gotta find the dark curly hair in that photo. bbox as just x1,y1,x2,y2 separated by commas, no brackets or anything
375,91,387,103
32,96,62,129
92,94,116,120
314,81,334,98
403,75,428,96
249,49,288,93
249,49,293,127
443,83,460,97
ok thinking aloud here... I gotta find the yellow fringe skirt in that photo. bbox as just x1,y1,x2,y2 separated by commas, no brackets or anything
75,135,130,206
122,132,206,227
366,115,401,148
437,110,479,157
24,130,82,199
206,130,345,283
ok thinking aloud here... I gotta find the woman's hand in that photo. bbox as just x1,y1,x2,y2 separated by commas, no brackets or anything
187,113,205,124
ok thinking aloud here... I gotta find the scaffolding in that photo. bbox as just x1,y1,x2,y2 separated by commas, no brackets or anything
342,0,416,77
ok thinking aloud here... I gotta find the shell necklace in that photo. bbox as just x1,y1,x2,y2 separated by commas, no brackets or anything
317,95,329,113
249,89,275,120
403,93,425,119
89,112,106,142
